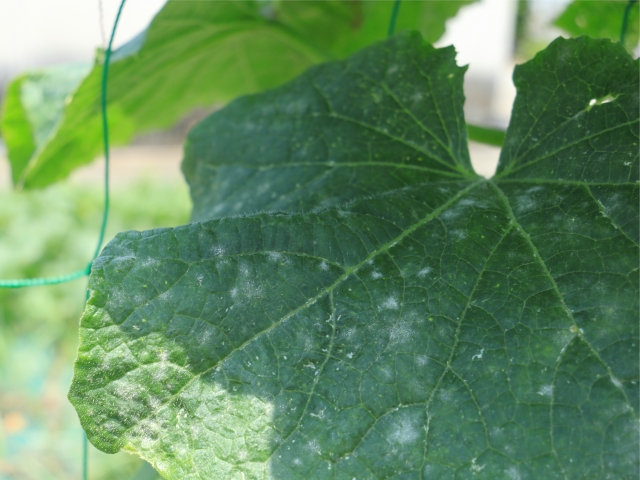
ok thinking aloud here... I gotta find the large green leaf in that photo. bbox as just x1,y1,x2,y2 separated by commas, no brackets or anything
2,0,472,189
69,34,639,478
554,0,639,52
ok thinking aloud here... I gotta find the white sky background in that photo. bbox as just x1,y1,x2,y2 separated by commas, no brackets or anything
0,0,572,78
0,0,166,75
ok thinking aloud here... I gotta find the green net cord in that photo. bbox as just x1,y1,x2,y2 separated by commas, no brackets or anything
387,0,402,37
621,0,638,45
0,0,126,290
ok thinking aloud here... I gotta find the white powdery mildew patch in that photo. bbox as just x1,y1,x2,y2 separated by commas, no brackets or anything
267,251,282,262
389,320,413,344
380,296,399,310
505,466,521,480
415,355,428,367
307,439,321,454
471,457,485,473
371,270,382,279
471,349,484,361
451,229,467,240
388,411,420,445
210,244,225,256
114,381,141,402
417,267,431,278
440,207,461,221
377,365,393,381
230,279,264,300
239,263,251,277
344,327,357,340
130,419,162,452
438,388,453,403
101,342,136,371
141,257,160,268
513,194,537,214
319,261,329,271
110,254,136,270
537,385,553,397
458,198,479,207
611,376,623,389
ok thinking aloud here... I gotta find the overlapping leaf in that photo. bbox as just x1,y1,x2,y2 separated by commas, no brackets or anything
1,0,473,188
69,34,638,478
554,0,639,52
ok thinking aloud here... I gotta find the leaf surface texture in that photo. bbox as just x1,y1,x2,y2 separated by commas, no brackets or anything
69,34,639,479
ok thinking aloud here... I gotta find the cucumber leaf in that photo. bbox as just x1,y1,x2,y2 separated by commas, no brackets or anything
69,34,638,479
554,0,639,51
2,0,473,189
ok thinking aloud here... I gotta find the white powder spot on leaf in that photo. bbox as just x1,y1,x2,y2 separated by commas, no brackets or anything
381,296,399,310
388,411,420,445
389,320,413,344
417,267,431,278
267,251,282,262
471,457,484,473
537,385,553,396
505,466,521,480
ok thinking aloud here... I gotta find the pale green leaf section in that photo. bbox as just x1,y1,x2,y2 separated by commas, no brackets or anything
69,34,638,479
0,64,90,183
2,0,473,188
554,0,639,52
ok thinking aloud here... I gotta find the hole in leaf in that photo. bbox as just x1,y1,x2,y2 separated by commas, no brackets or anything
469,141,500,178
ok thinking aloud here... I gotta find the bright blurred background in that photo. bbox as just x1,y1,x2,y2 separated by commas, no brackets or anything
0,1,636,479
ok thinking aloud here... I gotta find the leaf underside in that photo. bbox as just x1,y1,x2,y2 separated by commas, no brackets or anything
2,0,472,189
69,34,639,479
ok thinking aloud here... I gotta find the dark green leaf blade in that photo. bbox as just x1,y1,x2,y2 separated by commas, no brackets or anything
69,34,639,479
493,35,639,477
184,32,474,222
496,36,639,183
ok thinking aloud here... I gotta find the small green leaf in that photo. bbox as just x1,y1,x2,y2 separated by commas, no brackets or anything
0,63,90,184
69,34,638,478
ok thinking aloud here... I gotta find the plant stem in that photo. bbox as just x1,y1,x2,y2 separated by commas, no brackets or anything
620,0,638,45
388,0,402,37
467,124,506,147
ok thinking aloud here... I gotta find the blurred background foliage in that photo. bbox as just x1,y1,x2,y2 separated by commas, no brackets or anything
0,179,189,479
